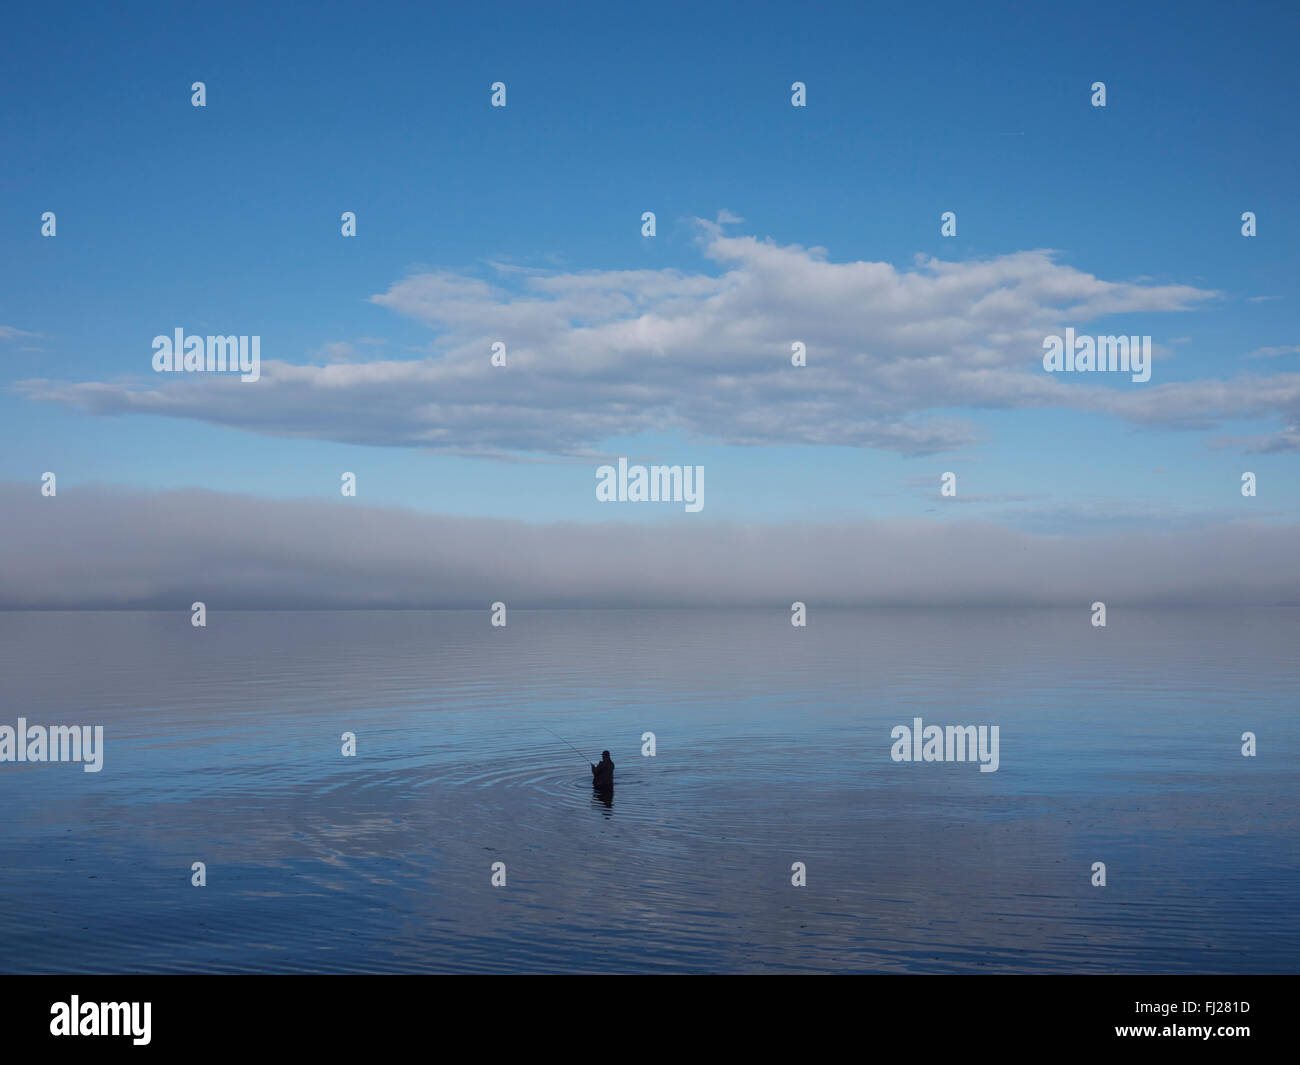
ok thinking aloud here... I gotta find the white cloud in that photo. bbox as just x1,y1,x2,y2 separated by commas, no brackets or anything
20,226,1265,457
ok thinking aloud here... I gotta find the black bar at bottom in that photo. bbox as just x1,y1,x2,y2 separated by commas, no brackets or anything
0,974,1286,1054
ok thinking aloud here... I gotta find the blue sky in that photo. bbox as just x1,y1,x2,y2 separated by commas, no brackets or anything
2,0,1298,533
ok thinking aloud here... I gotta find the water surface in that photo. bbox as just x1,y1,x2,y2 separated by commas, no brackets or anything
0,608,1295,973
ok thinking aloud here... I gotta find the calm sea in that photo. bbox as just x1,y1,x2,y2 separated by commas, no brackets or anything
0,608,1296,973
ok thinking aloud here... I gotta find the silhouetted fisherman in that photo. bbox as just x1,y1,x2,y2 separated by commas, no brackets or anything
591,750,614,790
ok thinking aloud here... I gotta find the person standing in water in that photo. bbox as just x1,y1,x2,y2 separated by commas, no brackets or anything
591,750,614,790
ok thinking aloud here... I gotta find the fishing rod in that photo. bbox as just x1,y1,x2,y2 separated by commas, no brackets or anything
541,725,592,764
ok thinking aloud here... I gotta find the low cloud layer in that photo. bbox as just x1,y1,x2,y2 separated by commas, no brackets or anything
2,484,1298,608
18,225,1299,456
